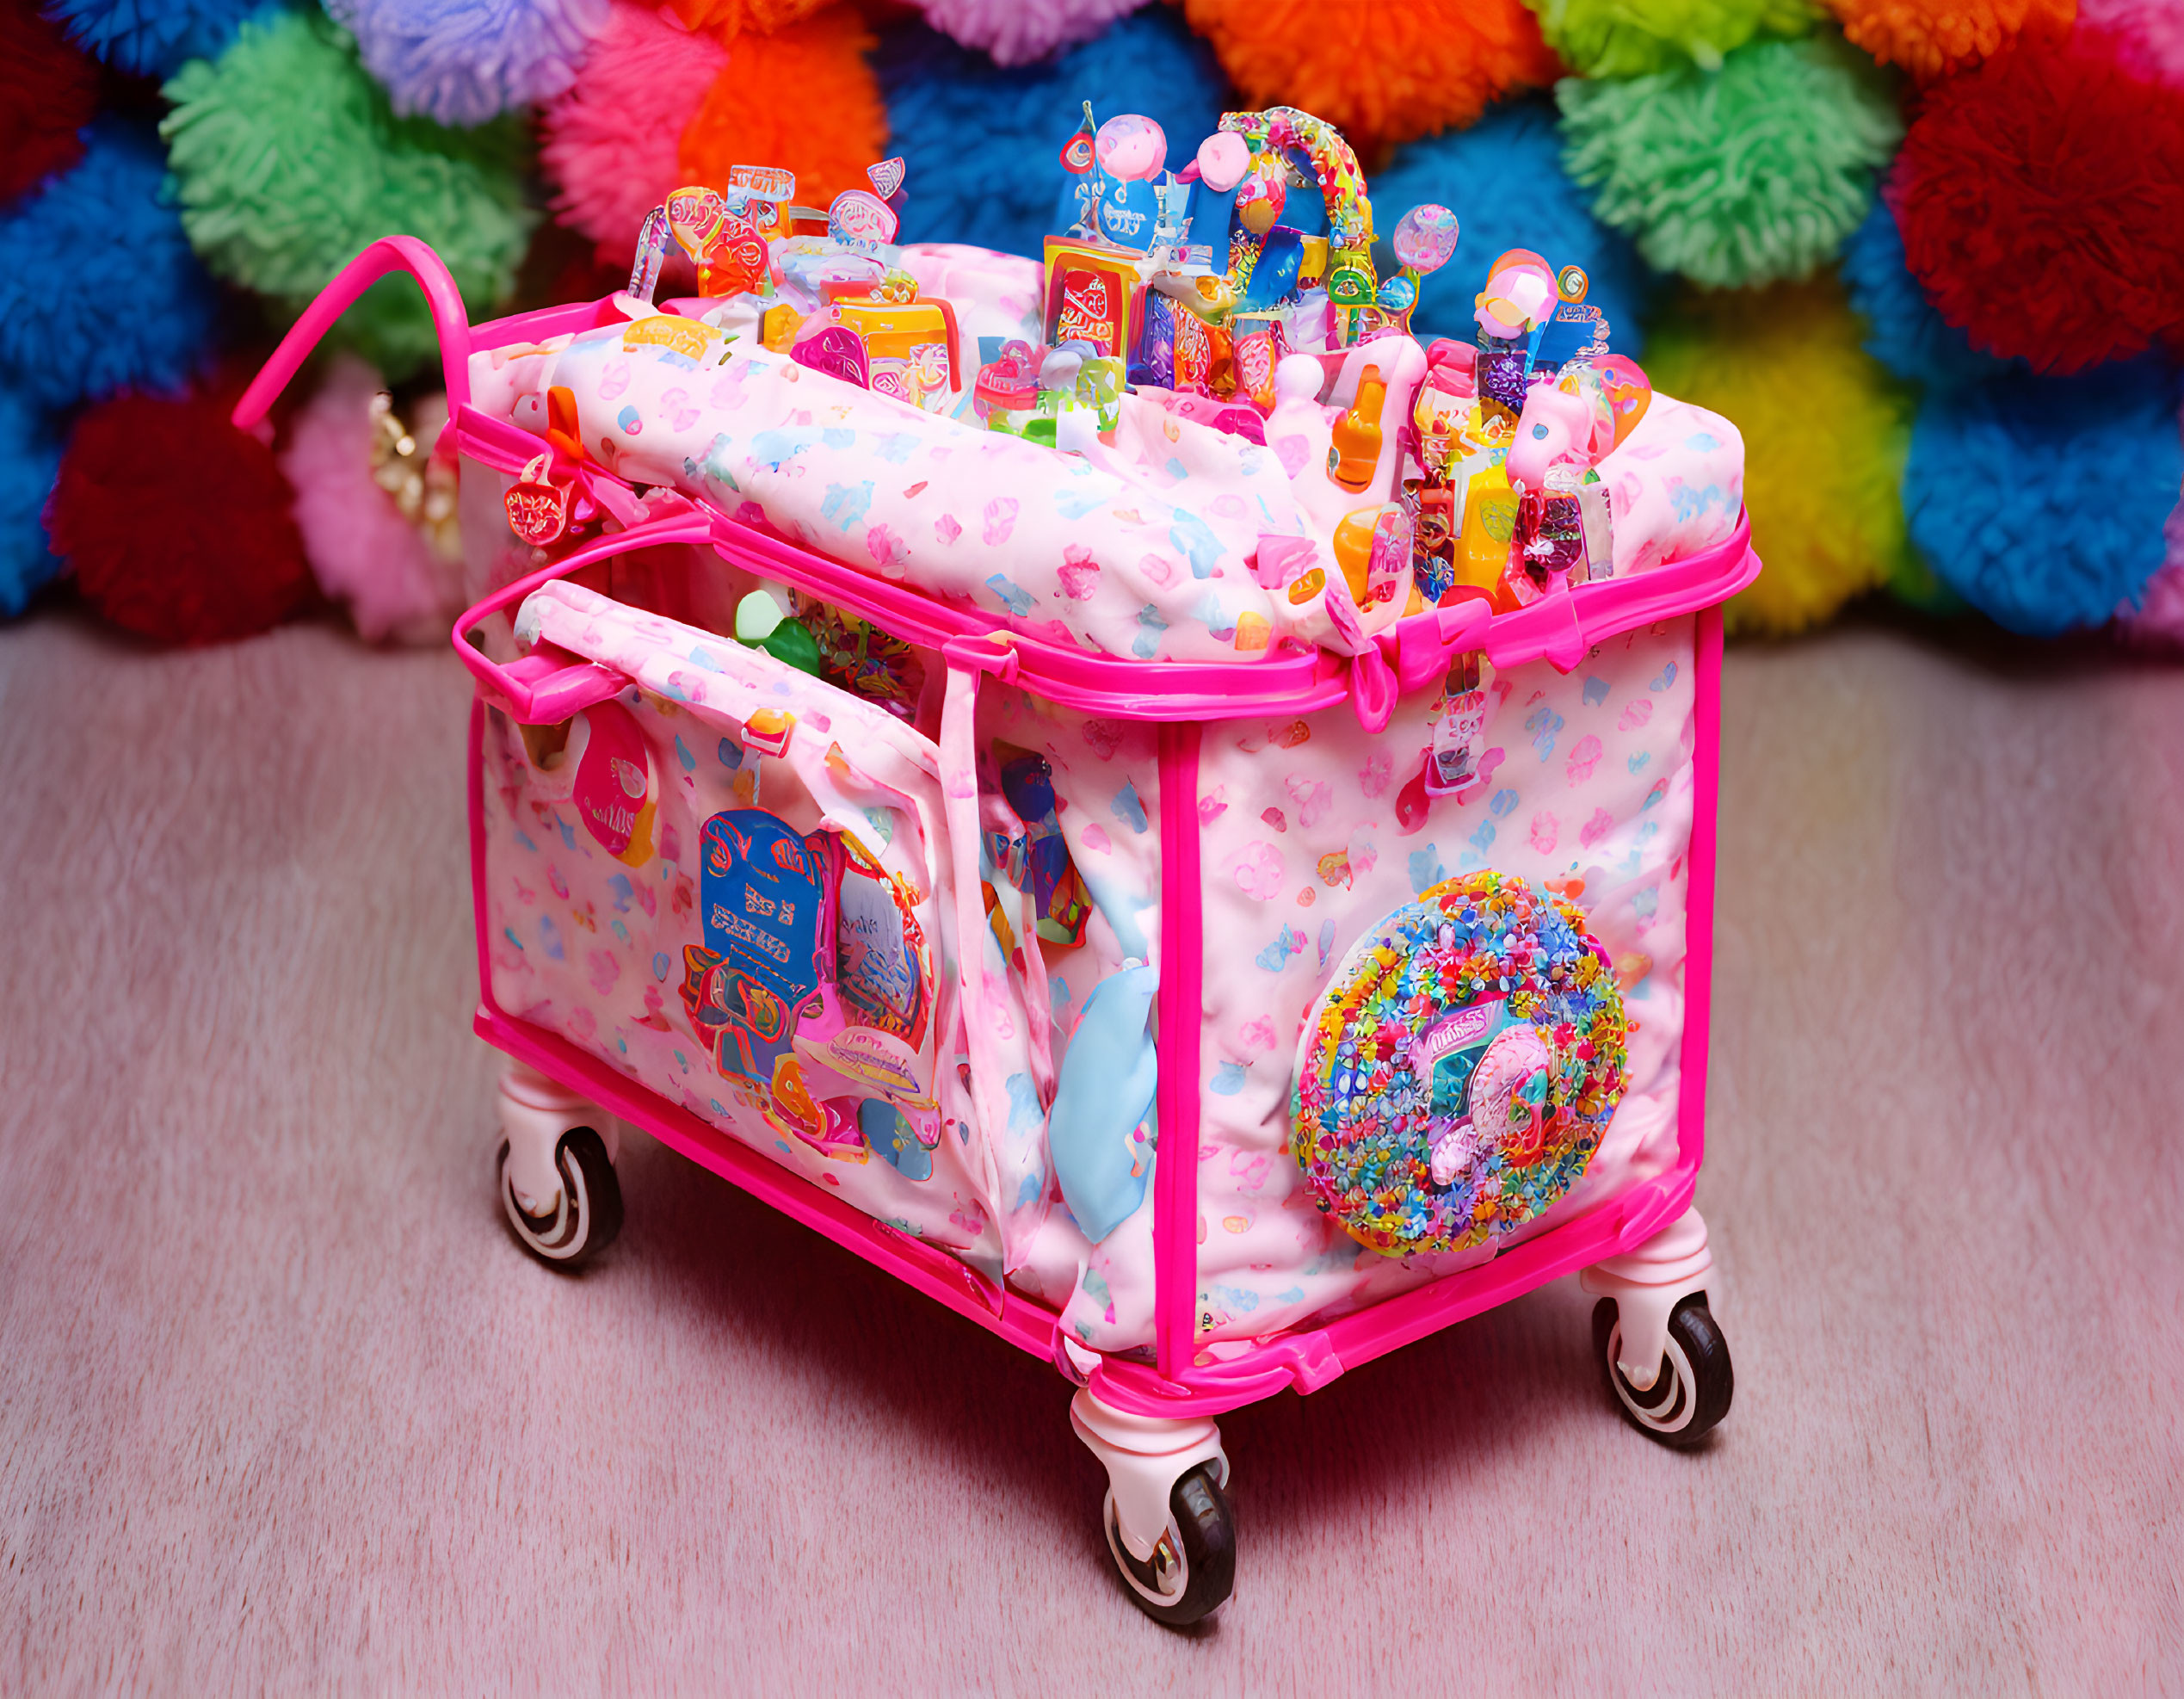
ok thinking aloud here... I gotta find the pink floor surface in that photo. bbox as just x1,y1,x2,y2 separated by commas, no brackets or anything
1,613,2179,1691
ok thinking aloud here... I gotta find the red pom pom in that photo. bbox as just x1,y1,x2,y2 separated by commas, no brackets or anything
51,390,313,646
1891,30,2184,374
0,0,101,205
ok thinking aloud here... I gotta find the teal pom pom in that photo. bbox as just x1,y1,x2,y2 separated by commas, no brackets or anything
45,0,261,77
1905,362,2184,637
160,11,535,379
878,11,1229,260
1372,99,1651,354
0,118,219,411
1525,0,1819,77
1557,34,1902,288
0,386,62,617
1841,200,2014,392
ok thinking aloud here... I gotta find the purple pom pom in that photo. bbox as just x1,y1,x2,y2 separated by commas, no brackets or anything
914,0,1150,66
325,0,611,125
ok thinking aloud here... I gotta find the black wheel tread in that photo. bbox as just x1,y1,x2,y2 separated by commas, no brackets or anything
1593,1292,1733,1449
1109,1461,1236,1628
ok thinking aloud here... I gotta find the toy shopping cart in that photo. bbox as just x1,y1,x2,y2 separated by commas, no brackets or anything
238,232,1758,1627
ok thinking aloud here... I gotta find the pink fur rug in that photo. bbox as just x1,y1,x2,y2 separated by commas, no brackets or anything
0,614,2178,1690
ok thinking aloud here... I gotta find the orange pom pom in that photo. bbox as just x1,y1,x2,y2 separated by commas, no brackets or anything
664,0,832,34
1183,0,1562,150
1822,0,2076,80
676,9,885,207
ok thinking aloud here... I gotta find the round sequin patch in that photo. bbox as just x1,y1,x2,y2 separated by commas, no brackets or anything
1292,870,1628,1256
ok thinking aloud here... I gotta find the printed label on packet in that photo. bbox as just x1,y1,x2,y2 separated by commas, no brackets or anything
1425,652,1494,795
571,701,657,865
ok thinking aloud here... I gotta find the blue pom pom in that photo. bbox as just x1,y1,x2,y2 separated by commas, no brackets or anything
1905,361,2184,637
0,387,62,618
324,0,610,127
879,10,1229,260
0,120,220,411
1841,202,2014,392
1371,99,1654,355
45,0,262,77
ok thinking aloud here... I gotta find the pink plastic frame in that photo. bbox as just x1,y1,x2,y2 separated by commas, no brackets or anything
241,240,1755,1420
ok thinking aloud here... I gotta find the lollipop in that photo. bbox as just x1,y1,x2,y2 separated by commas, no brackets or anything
1476,246,1558,337
1094,113,1166,182
1195,130,1251,191
1392,201,1460,275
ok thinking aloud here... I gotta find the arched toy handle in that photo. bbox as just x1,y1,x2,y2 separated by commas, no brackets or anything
231,236,472,431
1214,106,1378,311
451,510,719,723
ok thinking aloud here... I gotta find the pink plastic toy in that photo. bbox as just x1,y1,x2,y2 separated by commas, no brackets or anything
238,234,1759,1628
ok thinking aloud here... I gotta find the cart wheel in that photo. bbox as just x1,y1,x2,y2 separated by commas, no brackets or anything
1592,1293,1732,1448
1102,1462,1235,1628
497,1128,622,1269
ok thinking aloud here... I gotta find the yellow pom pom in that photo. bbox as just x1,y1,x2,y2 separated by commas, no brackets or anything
1821,0,2076,81
1641,278,1917,635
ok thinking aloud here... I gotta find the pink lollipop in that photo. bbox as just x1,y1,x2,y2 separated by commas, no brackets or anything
1393,203,1459,275
1195,131,1251,193
1095,114,1167,183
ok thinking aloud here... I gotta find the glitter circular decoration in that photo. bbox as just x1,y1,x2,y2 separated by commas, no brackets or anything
1292,871,1628,1256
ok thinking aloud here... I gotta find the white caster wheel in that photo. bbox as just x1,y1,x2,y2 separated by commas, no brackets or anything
1102,1462,1235,1628
1592,1293,1732,1447
497,1127,622,1269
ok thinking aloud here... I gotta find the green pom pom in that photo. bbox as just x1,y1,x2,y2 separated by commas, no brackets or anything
1525,0,1819,77
161,13,535,378
1557,34,1901,288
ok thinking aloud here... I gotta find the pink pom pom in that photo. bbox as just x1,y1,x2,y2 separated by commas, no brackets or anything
914,0,1150,66
281,357,461,646
2076,0,2184,85
540,0,725,261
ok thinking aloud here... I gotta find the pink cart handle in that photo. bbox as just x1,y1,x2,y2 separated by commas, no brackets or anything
231,236,474,430
451,510,720,722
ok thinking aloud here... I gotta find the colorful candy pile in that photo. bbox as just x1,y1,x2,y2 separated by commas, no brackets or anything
0,0,2175,648
1293,871,1629,1257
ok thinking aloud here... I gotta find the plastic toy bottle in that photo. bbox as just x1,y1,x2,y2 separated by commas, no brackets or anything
1329,363,1385,492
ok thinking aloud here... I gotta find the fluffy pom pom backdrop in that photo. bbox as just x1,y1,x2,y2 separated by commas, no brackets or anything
280,355,464,646
1885,24,2184,375
1372,98,1651,352
0,119,222,411
1557,34,1903,289
47,386,314,646
0,0,2175,659
160,10,536,380
0,0,102,206
43,0,261,76
1186,0,1560,148
0,387,62,617
1527,0,1821,78
1643,279,1919,634
324,0,614,126
1904,363,2184,637
879,8,1228,258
